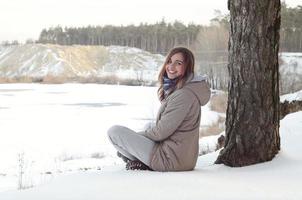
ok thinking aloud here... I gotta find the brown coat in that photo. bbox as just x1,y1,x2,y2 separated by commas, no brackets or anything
142,76,211,171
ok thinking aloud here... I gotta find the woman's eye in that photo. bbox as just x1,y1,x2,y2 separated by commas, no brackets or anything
167,60,172,64
177,62,182,65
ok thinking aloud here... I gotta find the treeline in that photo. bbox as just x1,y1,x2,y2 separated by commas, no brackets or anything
35,2,302,53
34,13,230,89
280,2,302,52
37,20,201,54
1,2,301,93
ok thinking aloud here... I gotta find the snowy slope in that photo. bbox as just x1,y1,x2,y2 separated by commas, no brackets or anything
0,44,164,81
1,44,301,83
0,111,301,200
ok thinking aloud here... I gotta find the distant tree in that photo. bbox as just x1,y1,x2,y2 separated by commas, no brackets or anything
1,40,10,46
215,0,281,166
38,29,49,43
11,40,20,45
280,2,302,51
25,39,35,44
194,12,229,90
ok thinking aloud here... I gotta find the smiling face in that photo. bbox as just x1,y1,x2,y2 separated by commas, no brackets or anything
165,52,185,80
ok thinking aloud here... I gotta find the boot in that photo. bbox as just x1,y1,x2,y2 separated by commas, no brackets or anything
126,160,153,171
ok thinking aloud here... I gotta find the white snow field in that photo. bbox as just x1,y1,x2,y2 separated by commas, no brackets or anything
0,83,220,192
0,83,301,200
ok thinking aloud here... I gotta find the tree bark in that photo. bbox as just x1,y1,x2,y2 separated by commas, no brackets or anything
215,0,281,167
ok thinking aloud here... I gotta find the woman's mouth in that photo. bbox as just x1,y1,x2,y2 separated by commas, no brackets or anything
167,70,177,74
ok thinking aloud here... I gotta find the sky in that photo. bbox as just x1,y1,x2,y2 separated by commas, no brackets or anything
0,0,301,43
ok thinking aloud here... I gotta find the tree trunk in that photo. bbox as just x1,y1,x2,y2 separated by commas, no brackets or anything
215,0,281,167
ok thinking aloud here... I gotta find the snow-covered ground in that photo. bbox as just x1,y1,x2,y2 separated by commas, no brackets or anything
280,89,302,102
0,110,301,199
0,83,221,193
1,84,301,200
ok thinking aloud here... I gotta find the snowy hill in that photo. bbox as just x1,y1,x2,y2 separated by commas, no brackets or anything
0,44,164,81
1,44,302,86
0,111,301,200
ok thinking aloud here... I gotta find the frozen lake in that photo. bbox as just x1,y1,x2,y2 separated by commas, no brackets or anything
0,83,161,191
0,83,159,149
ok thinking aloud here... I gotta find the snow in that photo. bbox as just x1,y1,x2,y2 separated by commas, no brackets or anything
0,83,208,191
0,46,15,65
18,54,37,75
280,89,302,102
199,132,225,155
0,84,302,200
280,52,302,74
49,61,65,75
0,45,165,80
102,46,164,81
200,101,221,126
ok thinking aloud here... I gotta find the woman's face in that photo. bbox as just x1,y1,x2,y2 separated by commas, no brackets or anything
165,52,185,80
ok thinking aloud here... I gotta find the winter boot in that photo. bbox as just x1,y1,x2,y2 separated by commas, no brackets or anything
126,160,153,171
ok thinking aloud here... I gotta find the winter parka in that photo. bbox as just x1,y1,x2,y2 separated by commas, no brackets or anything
141,75,211,171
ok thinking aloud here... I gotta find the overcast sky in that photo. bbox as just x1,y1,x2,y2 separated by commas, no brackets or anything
0,0,301,43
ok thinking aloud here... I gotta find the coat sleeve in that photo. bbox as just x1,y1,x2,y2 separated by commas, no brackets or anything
142,90,193,141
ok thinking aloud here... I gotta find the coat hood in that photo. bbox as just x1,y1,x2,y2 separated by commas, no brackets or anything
184,74,211,106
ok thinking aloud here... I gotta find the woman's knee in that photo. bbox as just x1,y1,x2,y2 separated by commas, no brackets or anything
107,125,122,138
108,125,131,140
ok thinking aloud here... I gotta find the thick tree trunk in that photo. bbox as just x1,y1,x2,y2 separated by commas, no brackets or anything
215,0,281,167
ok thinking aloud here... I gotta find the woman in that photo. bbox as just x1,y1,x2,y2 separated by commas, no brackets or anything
108,47,211,171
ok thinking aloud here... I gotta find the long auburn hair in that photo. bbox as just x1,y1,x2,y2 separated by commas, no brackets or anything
158,47,195,101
